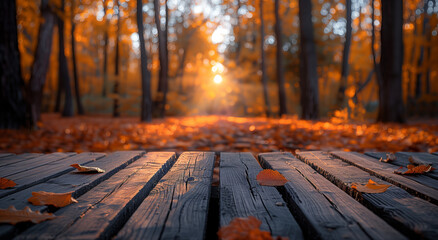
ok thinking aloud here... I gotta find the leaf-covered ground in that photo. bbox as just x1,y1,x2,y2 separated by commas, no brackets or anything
1,114,437,154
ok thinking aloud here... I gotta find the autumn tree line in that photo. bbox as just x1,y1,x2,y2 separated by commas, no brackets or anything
1,0,437,129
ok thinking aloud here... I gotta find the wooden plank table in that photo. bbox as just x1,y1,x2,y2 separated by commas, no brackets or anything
0,151,437,239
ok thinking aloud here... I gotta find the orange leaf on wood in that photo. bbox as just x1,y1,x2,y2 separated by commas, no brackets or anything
351,179,391,193
256,169,288,186
71,163,105,173
0,206,56,225
28,191,78,207
394,164,435,175
217,216,273,240
0,177,16,189
379,153,396,163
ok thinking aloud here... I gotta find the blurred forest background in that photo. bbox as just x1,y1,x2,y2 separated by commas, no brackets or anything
1,0,438,153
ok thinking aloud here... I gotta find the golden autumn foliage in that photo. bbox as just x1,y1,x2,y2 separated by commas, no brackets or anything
0,206,56,225
351,179,391,194
28,191,78,208
256,170,288,186
0,178,16,189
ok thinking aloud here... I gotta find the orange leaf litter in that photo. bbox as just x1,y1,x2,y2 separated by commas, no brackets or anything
256,169,288,186
0,177,16,189
351,179,391,193
28,191,78,208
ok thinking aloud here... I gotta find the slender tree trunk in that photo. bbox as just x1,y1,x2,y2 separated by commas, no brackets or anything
161,0,169,117
28,0,56,125
415,1,430,99
298,0,319,119
71,0,84,115
372,0,384,121
275,0,286,116
58,0,73,117
0,0,28,129
378,0,405,123
154,0,169,117
102,0,109,97
137,0,152,122
260,0,271,117
337,0,352,108
113,0,120,117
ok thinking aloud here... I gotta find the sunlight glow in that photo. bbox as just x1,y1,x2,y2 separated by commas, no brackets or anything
212,62,225,73
213,74,223,84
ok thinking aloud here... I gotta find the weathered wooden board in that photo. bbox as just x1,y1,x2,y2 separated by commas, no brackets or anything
297,151,438,239
433,152,438,156
17,152,176,240
220,152,303,240
258,152,406,240
115,152,215,240
0,153,14,158
0,152,76,178
0,151,145,239
0,153,43,168
365,152,438,180
364,152,438,189
331,151,438,204
0,152,106,199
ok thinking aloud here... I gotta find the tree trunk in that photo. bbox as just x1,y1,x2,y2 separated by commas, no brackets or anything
415,1,430,99
336,0,352,108
298,0,319,119
28,0,56,125
0,0,28,129
154,0,169,118
102,0,109,97
378,0,405,123
371,0,384,121
113,0,120,117
260,0,271,117
71,0,84,115
275,0,287,116
59,0,73,117
137,0,152,122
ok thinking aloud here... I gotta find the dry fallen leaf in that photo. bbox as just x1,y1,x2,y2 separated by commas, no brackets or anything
256,169,288,186
0,177,16,189
0,206,56,225
351,179,391,193
28,191,78,207
71,163,105,173
217,216,273,240
379,153,396,163
394,164,435,175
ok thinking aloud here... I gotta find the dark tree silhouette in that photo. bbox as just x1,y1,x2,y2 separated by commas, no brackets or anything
275,0,287,116
59,0,73,117
336,0,352,108
113,0,121,117
71,0,84,115
102,0,109,97
28,0,57,125
298,0,319,119
137,0,152,122
154,0,169,117
260,0,271,117
378,0,405,123
0,0,28,129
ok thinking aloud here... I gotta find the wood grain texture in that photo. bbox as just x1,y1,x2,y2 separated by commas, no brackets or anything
115,152,215,240
297,151,438,239
258,152,406,240
0,153,43,168
17,152,176,240
332,151,438,204
0,151,144,239
220,152,303,240
0,153,14,158
0,152,106,199
365,152,438,179
0,152,76,178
